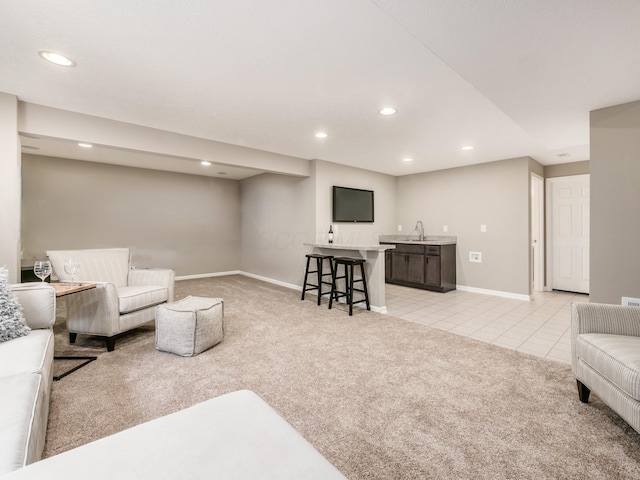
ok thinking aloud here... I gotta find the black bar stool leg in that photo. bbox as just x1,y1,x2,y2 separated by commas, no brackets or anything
329,262,337,309
347,264,354,317
316,256,323,306
301,256,312,300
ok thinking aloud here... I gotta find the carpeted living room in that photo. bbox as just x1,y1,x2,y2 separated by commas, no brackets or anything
3,1,640,479
44,275,638,479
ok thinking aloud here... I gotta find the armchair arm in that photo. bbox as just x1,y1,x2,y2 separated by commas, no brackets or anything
65,282,121,336
10,283,56,330
571,302,640,338
128,268,175,302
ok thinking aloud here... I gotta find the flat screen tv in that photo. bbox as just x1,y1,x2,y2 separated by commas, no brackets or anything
332,186,374,223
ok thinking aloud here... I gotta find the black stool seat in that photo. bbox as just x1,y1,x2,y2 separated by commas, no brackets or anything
329,257,370,316
301,254,334,305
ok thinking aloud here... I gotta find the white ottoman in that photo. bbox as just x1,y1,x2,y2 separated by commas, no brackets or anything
155,296,224,356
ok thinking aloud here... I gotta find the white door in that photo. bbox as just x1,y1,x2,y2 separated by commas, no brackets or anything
547,174,590,294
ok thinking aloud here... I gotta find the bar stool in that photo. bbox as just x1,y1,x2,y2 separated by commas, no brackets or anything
301,254,335,305
329,257,370,316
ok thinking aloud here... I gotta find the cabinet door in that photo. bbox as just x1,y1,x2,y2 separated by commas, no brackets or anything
391,253,425,284
391,253,408,281
425,255,441,287
406,254,425,284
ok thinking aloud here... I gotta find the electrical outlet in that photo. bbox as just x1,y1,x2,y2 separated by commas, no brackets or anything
622,297,640,307
397,225,402,232
469,252,482,263
443,225,448,232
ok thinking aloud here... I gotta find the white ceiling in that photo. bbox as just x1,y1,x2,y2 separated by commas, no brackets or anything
3,0,640,177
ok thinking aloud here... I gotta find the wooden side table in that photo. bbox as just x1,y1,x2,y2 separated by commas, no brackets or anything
52,282,99,381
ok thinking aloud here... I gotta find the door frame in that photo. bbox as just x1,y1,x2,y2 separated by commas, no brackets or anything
531,173,545,292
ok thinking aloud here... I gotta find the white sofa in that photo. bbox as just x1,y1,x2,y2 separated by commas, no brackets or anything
0,390,347,480
571,302,640,434
47,248,175,351
0,283,56,476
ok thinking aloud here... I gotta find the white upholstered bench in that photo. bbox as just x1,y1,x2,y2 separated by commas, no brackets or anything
0,390,346,480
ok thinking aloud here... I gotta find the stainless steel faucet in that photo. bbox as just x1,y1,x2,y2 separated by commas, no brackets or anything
415,220,425,241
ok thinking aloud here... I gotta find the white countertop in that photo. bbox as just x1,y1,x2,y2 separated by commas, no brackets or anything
381,240,457,245
303,243,395,251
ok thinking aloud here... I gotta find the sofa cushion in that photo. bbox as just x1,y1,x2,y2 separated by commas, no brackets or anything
0,374,42,476
0,330,54,380
0,390,346,479
576,333,640,401
118,286,168,314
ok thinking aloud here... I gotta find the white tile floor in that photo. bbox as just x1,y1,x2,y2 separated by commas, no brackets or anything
385,284,589,365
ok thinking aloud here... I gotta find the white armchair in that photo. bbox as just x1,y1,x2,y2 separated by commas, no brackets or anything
47,248,175,351
571,302,640,434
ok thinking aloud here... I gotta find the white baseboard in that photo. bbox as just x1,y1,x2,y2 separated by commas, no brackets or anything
239,271,301,292
176,271,241,281
370,305,388,314
456,285,531,301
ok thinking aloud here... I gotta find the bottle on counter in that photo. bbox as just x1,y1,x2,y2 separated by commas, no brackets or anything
328,225,334,244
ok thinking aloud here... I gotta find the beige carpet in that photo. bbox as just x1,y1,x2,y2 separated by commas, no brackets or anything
46,275,640,479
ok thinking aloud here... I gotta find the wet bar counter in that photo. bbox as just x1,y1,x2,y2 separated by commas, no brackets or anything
303,243,395,313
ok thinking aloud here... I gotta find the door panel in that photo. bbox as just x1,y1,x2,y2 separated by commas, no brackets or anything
425,256,441,287
406,254,424,284
548,174,590,294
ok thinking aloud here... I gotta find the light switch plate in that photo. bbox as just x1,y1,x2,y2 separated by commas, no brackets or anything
480,224,487,233
469,252,482,263
443,225,448,232
622,297,640,307
397,225,402,232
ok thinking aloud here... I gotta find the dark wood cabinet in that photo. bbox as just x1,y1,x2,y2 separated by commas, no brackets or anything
390,243,425,284
425,254,441,288
383,242,456,292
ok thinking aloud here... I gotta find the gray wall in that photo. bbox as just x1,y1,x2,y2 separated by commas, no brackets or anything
590,99,640,304
314,160,397,245
238,160,397,287
0,93,20,282
239,172,315,286
397,157,532,296
545,161,590,179
21,155,241,276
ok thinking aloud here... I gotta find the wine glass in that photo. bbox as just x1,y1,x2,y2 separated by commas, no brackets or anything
63,258,81,285
33,260,52,282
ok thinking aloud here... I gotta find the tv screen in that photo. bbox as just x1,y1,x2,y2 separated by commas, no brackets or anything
332,186,374,223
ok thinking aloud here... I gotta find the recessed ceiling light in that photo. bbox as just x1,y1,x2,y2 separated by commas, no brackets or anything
462,145,474,151
38,50,76,67
379,107,397,116
315,132,328,138
78,142,93,148
403,158,413,162
201,161,212,166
